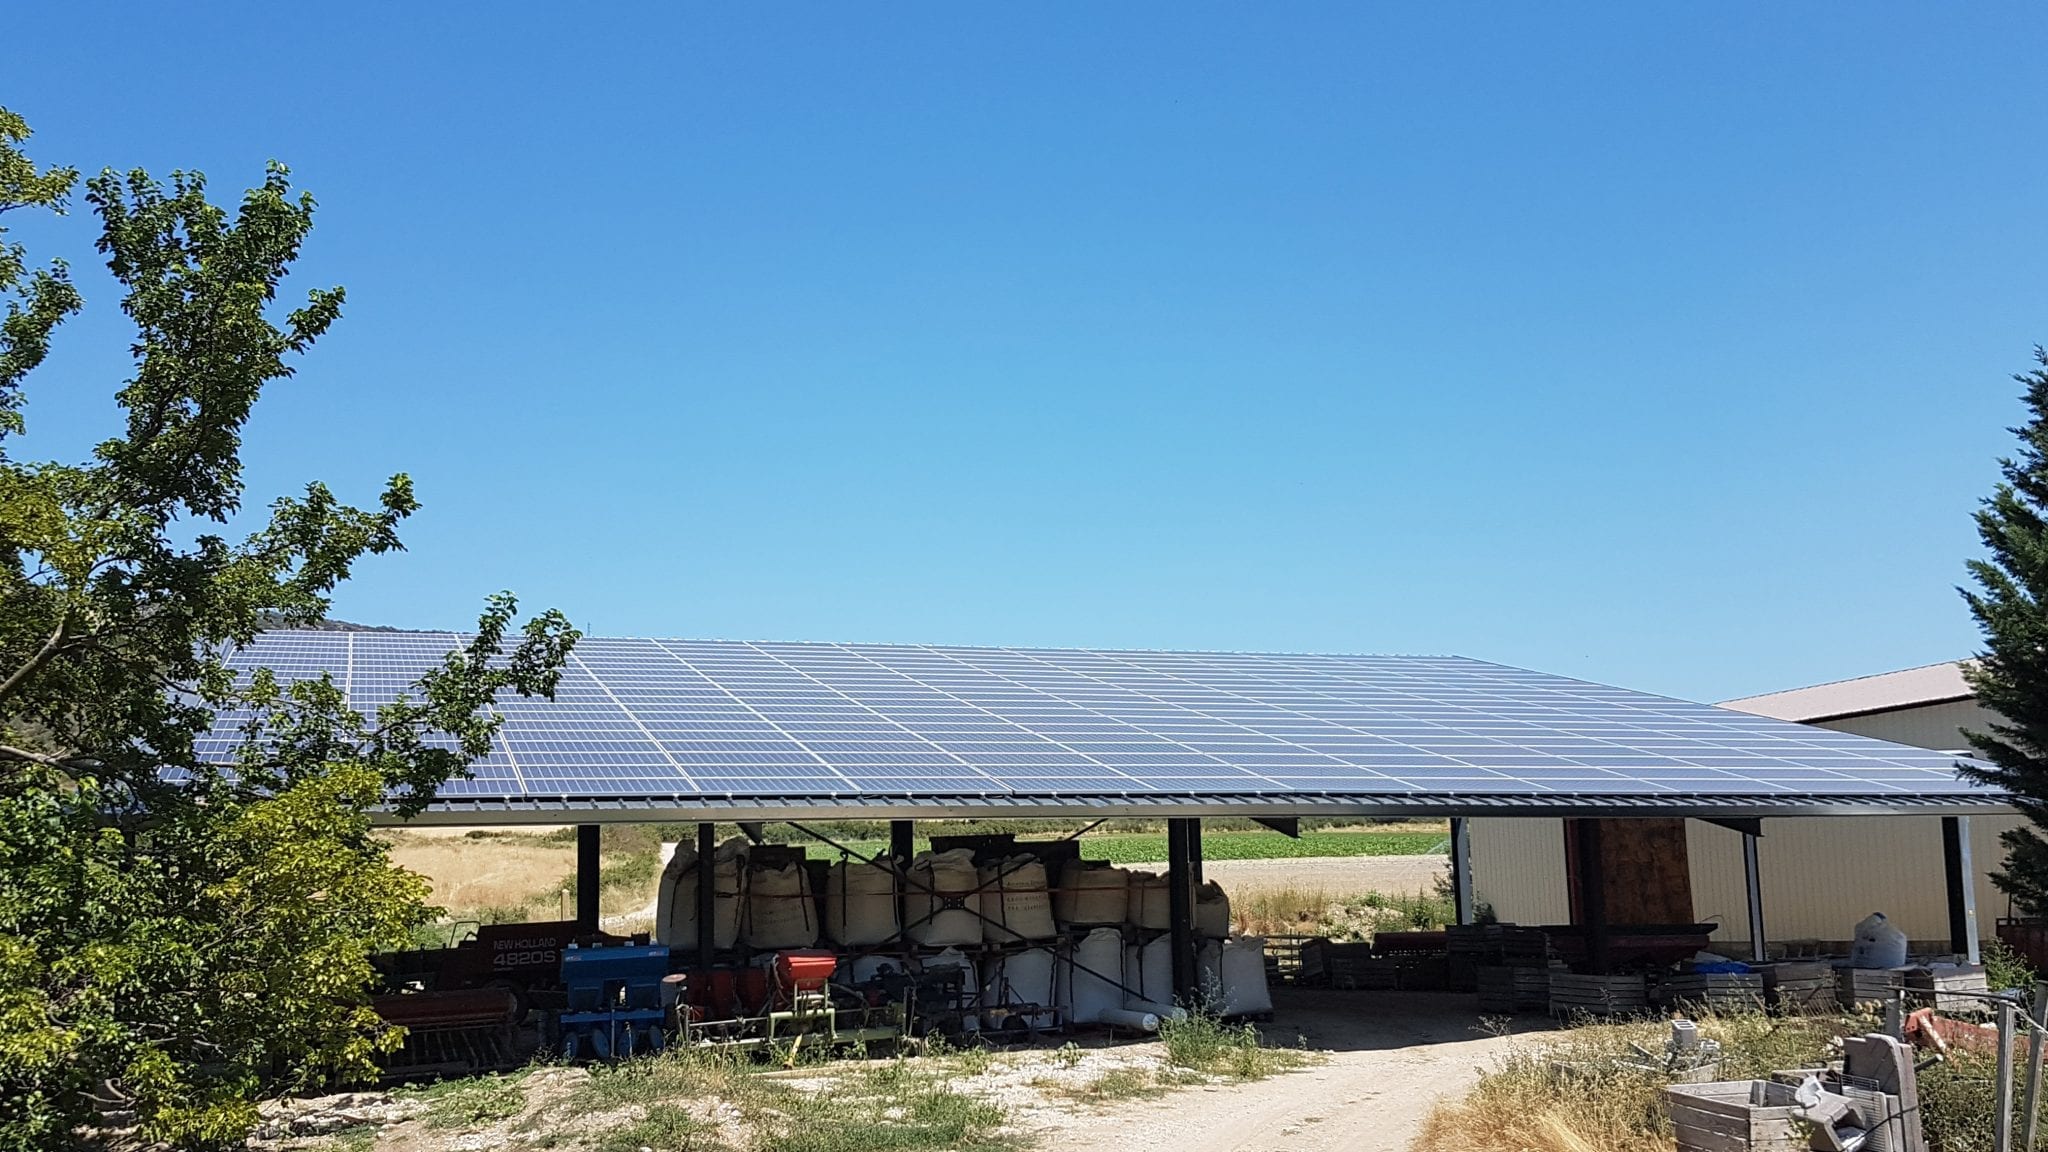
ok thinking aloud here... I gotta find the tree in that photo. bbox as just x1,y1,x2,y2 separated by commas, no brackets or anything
1961,348,2048,917
0,110,578,1149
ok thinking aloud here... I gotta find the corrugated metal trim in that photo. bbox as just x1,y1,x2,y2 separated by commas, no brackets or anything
385,789,2013,826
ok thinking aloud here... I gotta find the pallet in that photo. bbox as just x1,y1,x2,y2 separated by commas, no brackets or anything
1548,972,1649,1018
1476,964,1553,1013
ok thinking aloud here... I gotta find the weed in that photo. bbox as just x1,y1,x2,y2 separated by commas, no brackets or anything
1059,1066,1168,1104
1983,937,2040,993
573,1050,749,1111
396,1071,527,1129
1052,1042,1084,1070
591,1103,729,1152
320,1127,377,1152
1159,1011,1316,1081
763,1064,1014,1152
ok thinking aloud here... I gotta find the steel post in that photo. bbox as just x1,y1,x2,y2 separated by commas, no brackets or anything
1742,829,1767,963
1168,818,1197,1002
1450,817,1475,926
696,822,716,967
576,823,601,932
1944,816,1981,963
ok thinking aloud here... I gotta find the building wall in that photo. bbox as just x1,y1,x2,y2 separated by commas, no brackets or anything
1469,817,1573,926
1466,698,2016,944
1814,698,1989,754
1468,813,2018,944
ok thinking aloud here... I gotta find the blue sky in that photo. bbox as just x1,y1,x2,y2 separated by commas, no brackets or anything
7,4,2045,703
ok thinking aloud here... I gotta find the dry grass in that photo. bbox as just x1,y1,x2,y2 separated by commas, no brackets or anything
385,830,576,920
1410,1008,2024,1152
1233,884,1454,939
384,827,663,924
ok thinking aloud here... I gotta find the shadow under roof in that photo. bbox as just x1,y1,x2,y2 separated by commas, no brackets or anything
203,632,2008,823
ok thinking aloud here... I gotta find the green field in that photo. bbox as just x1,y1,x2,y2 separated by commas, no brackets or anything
826,826,1446,865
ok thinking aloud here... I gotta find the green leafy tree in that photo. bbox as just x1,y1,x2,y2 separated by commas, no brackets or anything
1962,348,2048,917
0,110,578,1149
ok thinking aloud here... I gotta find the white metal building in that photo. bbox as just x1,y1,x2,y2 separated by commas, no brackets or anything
1469,661,2021,950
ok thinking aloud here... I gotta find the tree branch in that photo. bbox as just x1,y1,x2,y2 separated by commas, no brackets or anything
0,613,71,702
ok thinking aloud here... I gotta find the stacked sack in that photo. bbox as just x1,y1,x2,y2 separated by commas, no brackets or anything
744,858,818,950
654,837,748,950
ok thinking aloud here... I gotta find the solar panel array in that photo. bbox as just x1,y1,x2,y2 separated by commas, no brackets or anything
197,631,1995,812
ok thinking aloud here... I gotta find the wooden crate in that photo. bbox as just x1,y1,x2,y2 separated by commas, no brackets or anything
1836,966,1908,1008
1549,972,1649,1017
1476,964,1553,1013
1447,923,1551,966
1657,972,1766,1013
1757,962,1835,1014
1664,1080,1810,1152
1902,964,1989,1013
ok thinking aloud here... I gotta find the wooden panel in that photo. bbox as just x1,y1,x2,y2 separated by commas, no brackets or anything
1565,818,1695,926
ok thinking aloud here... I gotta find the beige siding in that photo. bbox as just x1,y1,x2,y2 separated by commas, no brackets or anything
1815,699,1992,754
1688,815,2020,946
1468,814,2019,946
1469,817,1572,925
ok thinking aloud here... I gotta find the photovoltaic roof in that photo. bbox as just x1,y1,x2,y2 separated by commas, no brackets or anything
202,631,2006,822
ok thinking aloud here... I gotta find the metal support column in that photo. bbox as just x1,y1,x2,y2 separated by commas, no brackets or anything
575,823,601,932
1450,817,1475,926
695,822,717,967
1190,818,1204,888
890,820,915,942
1168,818,1197,1002
1943,815,1981,963
1742,828,1767,963
1574,819,1611,975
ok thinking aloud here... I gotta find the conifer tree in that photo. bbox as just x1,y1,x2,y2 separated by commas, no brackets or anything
1961,347,2048,916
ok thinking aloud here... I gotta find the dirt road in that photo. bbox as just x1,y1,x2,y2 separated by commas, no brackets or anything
1035,990,1532,1152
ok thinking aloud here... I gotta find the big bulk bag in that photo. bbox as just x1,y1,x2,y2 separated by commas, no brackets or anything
654,836,747,950
825,860,899,946
907,848,984,946
1127,871,1172,931
1062,927,1127,1024
744,860,818,950
1195,880,1232,939
979,856,1057,942
1848,912,1909,970
1217,937,1273,1016
1055,860,1130,928
1125,936,1175,1008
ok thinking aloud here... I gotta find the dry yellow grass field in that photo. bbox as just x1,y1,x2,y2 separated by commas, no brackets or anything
383,830,577,920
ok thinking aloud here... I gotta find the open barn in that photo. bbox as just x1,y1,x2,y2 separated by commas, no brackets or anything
205,629,2011,1069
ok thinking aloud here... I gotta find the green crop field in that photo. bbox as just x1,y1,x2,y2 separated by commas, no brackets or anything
825,825,1446,865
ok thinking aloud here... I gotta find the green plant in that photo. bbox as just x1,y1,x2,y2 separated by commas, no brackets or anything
1961,346,2048,916
592,1104,728,1152
1052,1042,1083,1069
1159,1011,1315,1081
0,108,577,1150
398,1072,528,1129
1982,937,2039,994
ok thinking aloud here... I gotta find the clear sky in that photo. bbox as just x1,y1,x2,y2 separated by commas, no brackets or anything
7,4,2045,704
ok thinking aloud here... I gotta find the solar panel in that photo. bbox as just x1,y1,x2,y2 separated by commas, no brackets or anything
199,632,2003,816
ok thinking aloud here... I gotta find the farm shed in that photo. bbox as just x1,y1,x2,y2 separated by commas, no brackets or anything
212,634,2011,995
1468,661,2019,954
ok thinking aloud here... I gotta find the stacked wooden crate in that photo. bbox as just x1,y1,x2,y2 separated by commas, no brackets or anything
1323,942,1400,990
1903,964,1989,1012
1476,964,1554,1013
1836,966,1908,1008
1548,972,1649,1017
1656,970,1766,1013
1756,961,1834,1014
